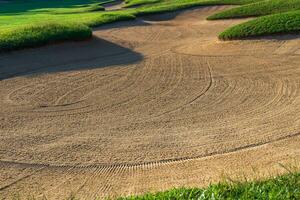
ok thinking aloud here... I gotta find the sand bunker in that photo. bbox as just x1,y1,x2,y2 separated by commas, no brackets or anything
0,6,299,199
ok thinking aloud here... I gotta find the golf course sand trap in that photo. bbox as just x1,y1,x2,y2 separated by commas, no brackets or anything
0,6,299,199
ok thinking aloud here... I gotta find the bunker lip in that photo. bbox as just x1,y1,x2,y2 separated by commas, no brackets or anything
102,0,125,11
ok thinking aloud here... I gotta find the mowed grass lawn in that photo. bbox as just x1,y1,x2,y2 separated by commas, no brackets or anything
0,0,136,51
0,0,300,48
206,0,300,39
0,0,267,51
119,172,300,200
219,10,300,39
208,0,300,19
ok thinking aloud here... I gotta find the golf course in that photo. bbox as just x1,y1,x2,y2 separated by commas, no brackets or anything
0,0,299,199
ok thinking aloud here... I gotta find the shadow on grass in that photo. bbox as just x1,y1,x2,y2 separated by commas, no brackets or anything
0,0,109,14
0,37,143,80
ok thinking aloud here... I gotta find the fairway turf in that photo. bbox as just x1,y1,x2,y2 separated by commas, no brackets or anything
219,10,300,39
0,0,299,48
0,23,92,51
0,0,107,15
0,0,265,50
208,0,300,20
124,0,162,7
130,0,263,16
124,0,263,8
119,172,300,200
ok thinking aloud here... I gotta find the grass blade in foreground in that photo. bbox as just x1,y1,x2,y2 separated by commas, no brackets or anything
219,10,300,40
119,172,300,200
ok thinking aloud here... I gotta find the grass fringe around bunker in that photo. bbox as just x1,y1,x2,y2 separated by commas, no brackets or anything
207,0,300,20
118,171,300,200
219,10,300,40
0,0,269,51
0,0,300,49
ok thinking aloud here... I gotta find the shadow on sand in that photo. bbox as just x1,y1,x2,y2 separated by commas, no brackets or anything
94,18,151,31
140,6,210,22
260,34,300,41
94,6,208,31
0,37,143,80
102,0,124,11
235,33,300,42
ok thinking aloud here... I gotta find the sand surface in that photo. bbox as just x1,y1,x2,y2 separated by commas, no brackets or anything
102,0,125,11
0,6,299,199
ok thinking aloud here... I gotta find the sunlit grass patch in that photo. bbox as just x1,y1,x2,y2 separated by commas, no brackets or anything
119,172,300,200
208,0,300,20
219,10,300,40
0,23,92,51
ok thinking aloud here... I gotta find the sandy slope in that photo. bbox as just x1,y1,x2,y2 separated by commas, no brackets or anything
0,6,299,199
102,0,125,11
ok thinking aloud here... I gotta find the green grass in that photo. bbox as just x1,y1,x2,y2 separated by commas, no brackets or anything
124,0,162,8
0,0,264,51
119,172,300,200
131,0,264,16
0,0,263,27
219,10,300,40
208,0,300,20
0,23,92,51
29,4,105,14
0,0,107,14
0,0,298,50
124,0,262,8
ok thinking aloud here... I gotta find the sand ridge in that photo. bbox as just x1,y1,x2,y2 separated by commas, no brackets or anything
0,6,299,199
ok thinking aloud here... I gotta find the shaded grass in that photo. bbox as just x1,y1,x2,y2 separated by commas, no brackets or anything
0,0,108,14
219,10,300,40
119,172,300,200
31,3,105,14
208,0,300,20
